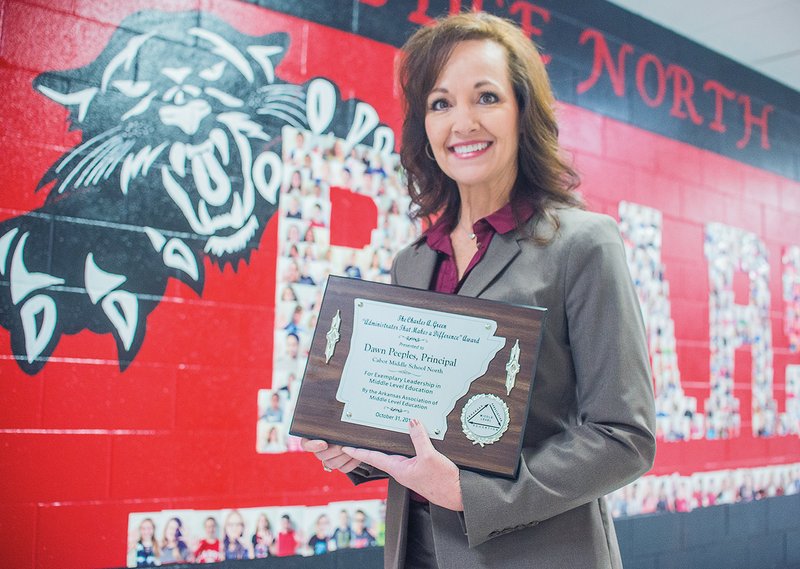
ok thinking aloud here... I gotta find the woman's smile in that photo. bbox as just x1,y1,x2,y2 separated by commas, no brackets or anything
449,140,493,157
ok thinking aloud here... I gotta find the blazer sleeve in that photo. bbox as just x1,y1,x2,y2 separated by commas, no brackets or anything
459,214,656,547
346,464,388,485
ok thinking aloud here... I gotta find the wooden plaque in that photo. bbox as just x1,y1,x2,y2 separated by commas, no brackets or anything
289,275,546,479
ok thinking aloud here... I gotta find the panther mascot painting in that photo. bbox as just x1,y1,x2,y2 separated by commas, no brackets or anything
0,11,391,374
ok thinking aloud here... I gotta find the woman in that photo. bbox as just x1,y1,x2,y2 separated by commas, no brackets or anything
302,12,655,569
159,516,191,564
133,517,159,567
251,513,275,558
223,509,253,560
262,425,284,452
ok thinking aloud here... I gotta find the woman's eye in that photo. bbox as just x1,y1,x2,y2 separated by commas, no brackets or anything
478,92,499,104
429,98,449,111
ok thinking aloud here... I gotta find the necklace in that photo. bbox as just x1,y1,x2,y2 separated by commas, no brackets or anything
455,214,478,241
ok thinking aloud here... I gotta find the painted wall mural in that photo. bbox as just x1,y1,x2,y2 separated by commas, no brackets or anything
0,1,799,568
0,10,393,374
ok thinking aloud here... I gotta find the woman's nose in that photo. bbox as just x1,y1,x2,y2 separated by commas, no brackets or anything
451,104,479,134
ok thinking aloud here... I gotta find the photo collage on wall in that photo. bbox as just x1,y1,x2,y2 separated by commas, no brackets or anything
615,202,800,519
607,462,800,518
705,222,775,437
126,499,385,566
619,201,800,440
258,126,421,454
784,245,800,353
781,244,800,436
618,201,700,442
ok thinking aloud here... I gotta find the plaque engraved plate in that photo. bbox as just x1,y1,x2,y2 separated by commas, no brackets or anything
336,298,506,439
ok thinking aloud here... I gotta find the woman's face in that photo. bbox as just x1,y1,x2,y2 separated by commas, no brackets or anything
140,520,155,541
225,513,244,539
258,514,269,531
165,518,179,541
285,260,300,281
424,39,519,197
281,286,296,301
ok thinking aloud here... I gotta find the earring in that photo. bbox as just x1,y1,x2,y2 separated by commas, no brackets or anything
425,142,435,160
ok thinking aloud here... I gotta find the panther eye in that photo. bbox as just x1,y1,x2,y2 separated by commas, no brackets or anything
200,62,227,82
205,87,244,108
111,80,152,98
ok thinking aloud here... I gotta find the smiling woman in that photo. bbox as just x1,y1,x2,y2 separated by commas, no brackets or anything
301,11,656,569
398,12,582,245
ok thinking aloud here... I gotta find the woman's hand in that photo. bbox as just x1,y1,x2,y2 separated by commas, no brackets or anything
300,438,363,473
343,419,464,511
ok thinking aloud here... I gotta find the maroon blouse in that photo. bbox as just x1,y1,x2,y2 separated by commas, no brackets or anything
426,199,535,293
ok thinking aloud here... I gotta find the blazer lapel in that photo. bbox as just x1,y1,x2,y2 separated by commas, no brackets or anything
458,227,522,298
395,212,536,297
395,242,438,289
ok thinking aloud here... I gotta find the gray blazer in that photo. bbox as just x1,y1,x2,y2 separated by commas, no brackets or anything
352,207,656,569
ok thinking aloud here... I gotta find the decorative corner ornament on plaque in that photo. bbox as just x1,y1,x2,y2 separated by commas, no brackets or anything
324,309,341,364
505,339,521,395
461,394,510,447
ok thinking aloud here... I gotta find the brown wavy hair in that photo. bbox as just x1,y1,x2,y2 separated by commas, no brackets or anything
398,12,583,235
